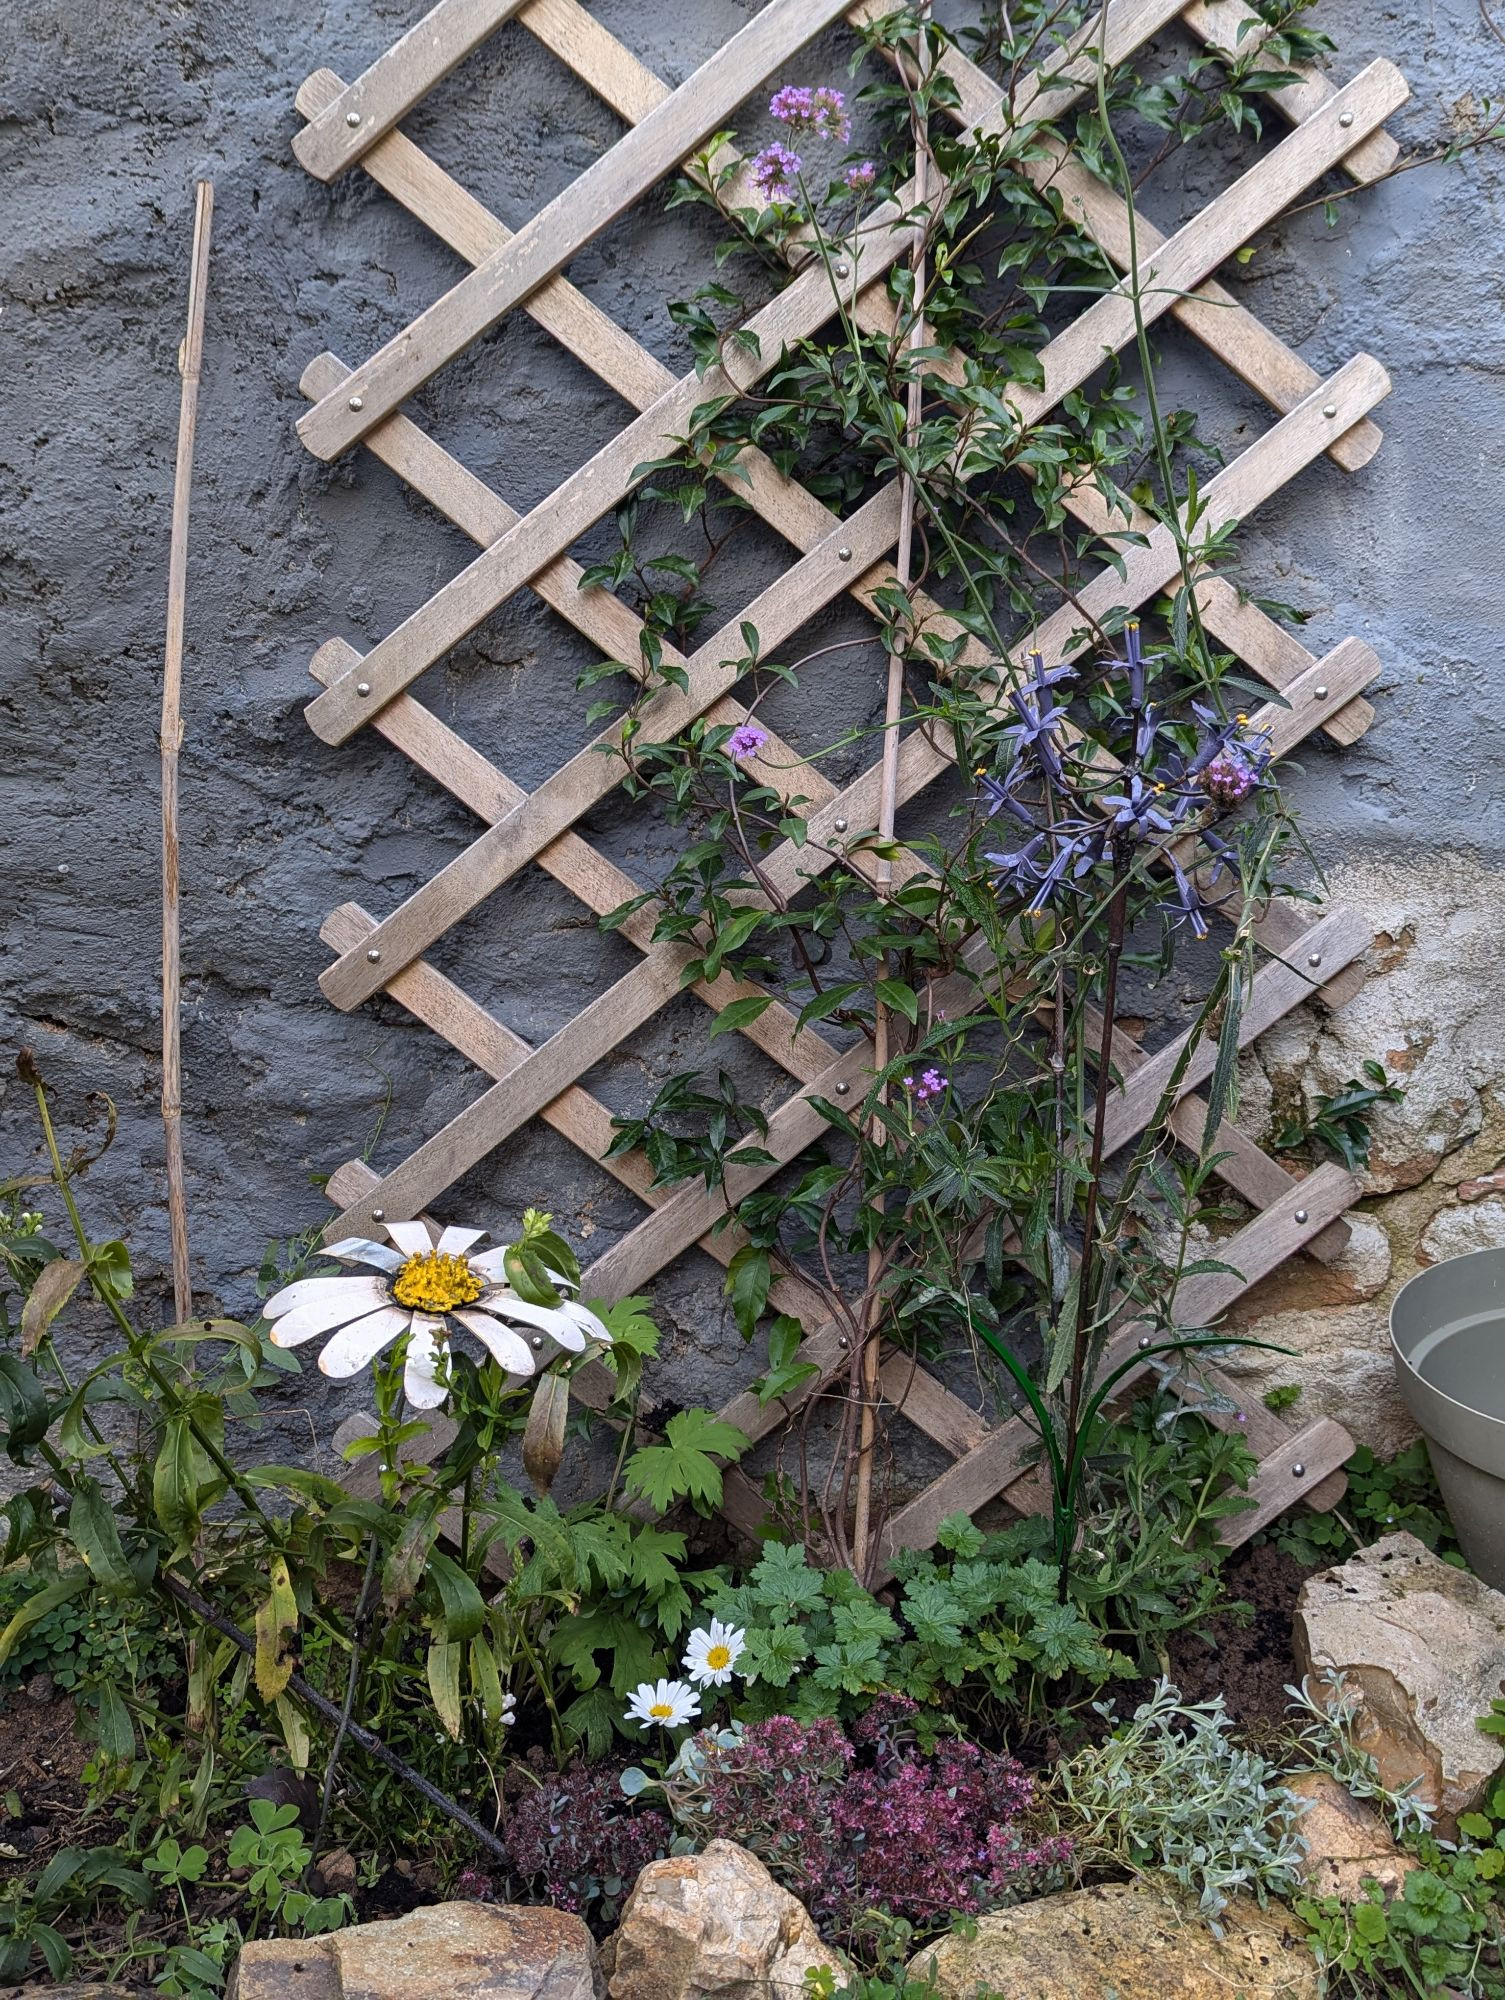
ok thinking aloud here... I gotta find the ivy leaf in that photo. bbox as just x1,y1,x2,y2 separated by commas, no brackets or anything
623,1409,749,1514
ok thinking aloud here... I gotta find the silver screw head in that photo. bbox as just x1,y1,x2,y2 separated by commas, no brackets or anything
346,110,362,128
1338,110,1354,127
1322,403,1337,418
371,1207,385,1220
837,545,852,561
531,1335,544,1350
834,260,850,278
835,1081,851,1096
366,948,381,963
1308,952,1323,968
833,816,848,833
1137,1334,1152,1351
1314,684,1329,700
1293,1461,1307,1477
348,394,364,412
838,1334,850,1349
356,680,372,696
57,863,70,875
1294,1208,1309,1224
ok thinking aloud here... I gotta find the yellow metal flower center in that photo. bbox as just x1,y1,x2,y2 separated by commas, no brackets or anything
705,1645,732,1671
392,1250,483,1314
649,1701,676,1718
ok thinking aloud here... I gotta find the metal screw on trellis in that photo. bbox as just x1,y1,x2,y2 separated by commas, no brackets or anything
287,0,1405,1569
1293,1463,1307,1477
371,1208,384,1221
833,817,848,832
346,110,361,127
1295,1209,1310,1224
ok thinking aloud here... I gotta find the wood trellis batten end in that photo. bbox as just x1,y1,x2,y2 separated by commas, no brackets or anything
293,0,1404,1557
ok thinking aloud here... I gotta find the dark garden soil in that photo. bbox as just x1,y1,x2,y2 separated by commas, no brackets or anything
1167,1538,1310,1734
0,1682,91,1868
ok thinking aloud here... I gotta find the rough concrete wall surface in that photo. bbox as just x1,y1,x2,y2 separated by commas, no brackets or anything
2,0,1502,1471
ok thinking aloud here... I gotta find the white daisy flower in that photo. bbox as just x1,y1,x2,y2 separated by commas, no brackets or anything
624,1678,701,1730
262,1219,611,1410
682,1619,747,1688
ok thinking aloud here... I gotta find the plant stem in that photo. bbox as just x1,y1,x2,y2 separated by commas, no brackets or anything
312,1532,380,1863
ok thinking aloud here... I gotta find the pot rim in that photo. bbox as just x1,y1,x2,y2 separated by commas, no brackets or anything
1390,1243,1505,1433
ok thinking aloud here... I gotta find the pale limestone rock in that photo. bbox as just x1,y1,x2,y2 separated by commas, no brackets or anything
606,1839,844,2000
1419,1198,1505,1264
1285,1770,1416,1900
1218,1303,1414,1456
1294,1532,1505,1838
229,1905,603,2000
905,1880,1318,1998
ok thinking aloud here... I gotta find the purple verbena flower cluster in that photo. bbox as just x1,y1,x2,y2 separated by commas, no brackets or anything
903,1066,948,1102
843,160,877,191
769,83,852,143
978,625,1272,940
751,140,802,204
693,1705,1070,1940
506,1765,671,1922
726,720,770,763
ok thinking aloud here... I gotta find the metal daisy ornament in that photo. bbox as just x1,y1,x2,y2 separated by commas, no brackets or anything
262,1211,610,1410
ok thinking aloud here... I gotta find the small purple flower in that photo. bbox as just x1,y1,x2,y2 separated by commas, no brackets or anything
751,141,802,204
908,1067,947,1103
843,160,877,191
726,721,769,763
1202,748,1257,806
769,83,851,143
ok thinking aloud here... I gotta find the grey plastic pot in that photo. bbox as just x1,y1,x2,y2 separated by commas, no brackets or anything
1390,1245,1505,1590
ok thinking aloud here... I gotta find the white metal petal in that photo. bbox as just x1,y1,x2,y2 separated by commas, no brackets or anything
453,1309,536,1377
436,1225,488,1257
317,1306,412,1378
268,1279,391,1346
479,1291,586,1352
467,1246,510,1279
382,1220,433,1258
322,1237,405,1273
403,1318,450,1409
544,1265,579,1294
562,1299,612,1347
264,1272,390,1321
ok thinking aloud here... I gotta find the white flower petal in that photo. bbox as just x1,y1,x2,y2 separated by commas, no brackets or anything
544,1265,579,1294
453,1310,537,1377
268,1279,392,1346
264,1272,390,1322
479,1292,586,1352
436,1225,487,1256
403,1318,450,1409
561,1299,612,1347
382,1220,433,1257
467,1246,510,1279
322,1237,405,1273
318,1305,413,1378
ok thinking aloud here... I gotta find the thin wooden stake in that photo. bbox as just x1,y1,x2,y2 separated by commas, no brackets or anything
852,36,932,1581
160,180,214,1325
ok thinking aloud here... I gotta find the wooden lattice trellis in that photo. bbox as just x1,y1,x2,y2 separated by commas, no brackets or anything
291,0,1407,1570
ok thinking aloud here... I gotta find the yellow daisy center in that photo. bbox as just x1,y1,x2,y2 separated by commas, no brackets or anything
705,1645,732,1671
649,1702,675,1718
392,1249,483,1313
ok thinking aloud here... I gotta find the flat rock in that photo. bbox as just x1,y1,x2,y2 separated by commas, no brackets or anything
1285,1770,1416,1900
229,1904,603,2000
606,1838,843,2000
1293,1531,1505,1837
905,1880,1318,1998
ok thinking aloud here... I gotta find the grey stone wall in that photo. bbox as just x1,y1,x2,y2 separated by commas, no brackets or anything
3,0,1502,1464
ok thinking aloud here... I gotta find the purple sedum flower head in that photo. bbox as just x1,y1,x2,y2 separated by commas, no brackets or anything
726,721,770,763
